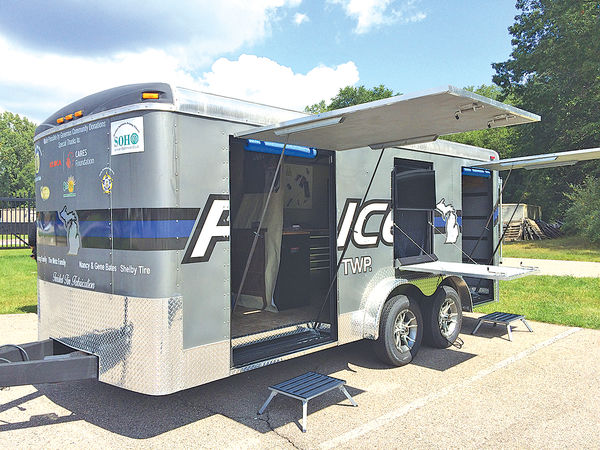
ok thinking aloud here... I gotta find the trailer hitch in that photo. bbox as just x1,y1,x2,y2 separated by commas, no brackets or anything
0,339,98,388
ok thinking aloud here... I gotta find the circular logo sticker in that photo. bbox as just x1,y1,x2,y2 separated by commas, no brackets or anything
101,173,113,194
35,152,41,174
130,133,139,145
40,186,50,200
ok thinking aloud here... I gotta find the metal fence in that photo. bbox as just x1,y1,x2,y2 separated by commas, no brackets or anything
0,197,36,249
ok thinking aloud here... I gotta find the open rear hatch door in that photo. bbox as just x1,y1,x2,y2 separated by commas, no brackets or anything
235,86,540,150
396,260,537,281
477,147,600,171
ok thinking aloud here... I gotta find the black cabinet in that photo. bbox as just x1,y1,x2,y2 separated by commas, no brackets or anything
275,232,310,310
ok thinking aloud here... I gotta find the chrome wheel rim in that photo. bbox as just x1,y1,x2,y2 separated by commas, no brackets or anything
393,309,417,351
438,298,458,338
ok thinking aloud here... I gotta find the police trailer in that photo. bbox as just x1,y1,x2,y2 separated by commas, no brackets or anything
2,83,599,395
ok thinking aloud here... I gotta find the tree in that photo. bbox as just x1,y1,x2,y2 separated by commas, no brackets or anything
490,0,600,219
0,112,37,197
563,176,600,244
305,84,396,113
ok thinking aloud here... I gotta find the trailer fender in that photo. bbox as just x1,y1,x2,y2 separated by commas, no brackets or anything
439,276,473,312
362,278,410,340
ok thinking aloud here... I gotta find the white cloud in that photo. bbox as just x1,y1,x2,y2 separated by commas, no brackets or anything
0,1,303,67
294,13,310,25
331,0,426,34
0,36,358,122
198,55,359,110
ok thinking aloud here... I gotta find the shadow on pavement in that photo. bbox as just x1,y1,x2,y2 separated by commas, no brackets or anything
1,341,377,438
1,330,489,437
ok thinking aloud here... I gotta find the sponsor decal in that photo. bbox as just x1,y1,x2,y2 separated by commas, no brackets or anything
66,151,74,169
99,167,114,194
40,186,50,200
63,175,76,198
111,117,144,155
35,145,41,174
50,159,62,168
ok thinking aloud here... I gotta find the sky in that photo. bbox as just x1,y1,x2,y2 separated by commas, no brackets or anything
0,0,519,124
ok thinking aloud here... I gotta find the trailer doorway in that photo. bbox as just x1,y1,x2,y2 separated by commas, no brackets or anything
461,168,495,306
229,138,337,367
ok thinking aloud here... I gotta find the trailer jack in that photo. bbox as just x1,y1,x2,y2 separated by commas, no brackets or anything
0,340,98,388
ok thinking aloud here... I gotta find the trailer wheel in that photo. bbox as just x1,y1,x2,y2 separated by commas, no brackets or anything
373,295,423,366
423,286,462,348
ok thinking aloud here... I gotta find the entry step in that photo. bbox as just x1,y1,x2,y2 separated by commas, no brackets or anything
472,312,533,341
258,371,357,432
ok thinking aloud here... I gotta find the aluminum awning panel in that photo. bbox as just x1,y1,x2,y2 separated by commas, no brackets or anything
396,260,538,281
477,147,600,171
234,86,540,151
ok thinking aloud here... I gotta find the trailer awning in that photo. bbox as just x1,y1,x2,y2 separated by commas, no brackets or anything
234,86,540,151
396,260,537,281
476,147,600,171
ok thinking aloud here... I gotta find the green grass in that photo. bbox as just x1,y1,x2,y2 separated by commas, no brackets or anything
477,276,600,329
0,249,599,331
0,249,37,314
502,236,600,262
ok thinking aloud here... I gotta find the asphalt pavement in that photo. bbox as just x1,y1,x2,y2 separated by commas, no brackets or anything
1,313,599,448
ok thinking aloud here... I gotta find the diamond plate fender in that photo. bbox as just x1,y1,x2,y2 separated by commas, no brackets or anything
361,277,410,340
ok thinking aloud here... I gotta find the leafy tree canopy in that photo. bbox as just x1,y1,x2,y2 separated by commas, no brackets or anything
305,84,396,113
489,0,600,219
0,111,36,197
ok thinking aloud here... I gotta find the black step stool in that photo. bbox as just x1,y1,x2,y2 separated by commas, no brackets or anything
258,371,357,432
472,312,533,341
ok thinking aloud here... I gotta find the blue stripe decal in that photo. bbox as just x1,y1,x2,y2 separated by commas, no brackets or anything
78,220,196,239
434,216,463,227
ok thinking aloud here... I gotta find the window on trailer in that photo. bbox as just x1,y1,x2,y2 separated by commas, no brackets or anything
393,158,437,265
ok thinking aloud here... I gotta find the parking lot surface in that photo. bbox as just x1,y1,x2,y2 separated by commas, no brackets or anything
1,312,599,449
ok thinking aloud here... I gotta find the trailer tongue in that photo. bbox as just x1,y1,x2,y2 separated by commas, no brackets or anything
0,341,97,388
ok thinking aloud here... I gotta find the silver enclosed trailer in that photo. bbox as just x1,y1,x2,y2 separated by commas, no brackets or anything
3,83,599,395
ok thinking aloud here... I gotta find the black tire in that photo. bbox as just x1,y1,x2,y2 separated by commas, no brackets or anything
423,286,462,348
373,295,423,366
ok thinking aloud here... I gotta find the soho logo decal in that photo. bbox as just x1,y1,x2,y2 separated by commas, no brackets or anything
111,117,144,156
183,195,393,264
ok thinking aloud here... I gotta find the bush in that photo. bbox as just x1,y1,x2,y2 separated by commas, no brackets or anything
563,176,600,244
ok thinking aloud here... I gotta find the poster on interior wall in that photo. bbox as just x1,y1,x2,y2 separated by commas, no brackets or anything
283,164,312,209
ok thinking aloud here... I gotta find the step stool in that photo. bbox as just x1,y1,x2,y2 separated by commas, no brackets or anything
258,371,358,432
472,312,533,341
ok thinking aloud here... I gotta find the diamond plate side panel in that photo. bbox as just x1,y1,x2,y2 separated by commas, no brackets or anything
38,281,230,395
182,340,230,390
337,311,364,345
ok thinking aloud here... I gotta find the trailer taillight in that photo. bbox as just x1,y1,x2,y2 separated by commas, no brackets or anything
142,92,160,100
